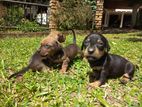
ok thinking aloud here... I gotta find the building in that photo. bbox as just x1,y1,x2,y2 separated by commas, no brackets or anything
95,0,142,29
1,0,142,30
0,0,50,25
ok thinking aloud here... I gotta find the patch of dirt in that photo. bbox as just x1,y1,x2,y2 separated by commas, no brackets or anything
0,31,50,38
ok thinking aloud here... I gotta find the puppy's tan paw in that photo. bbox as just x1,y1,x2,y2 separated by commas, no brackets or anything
59,70,67,74
88,81,101,88
59,67,68,74
120,73,130,84
42,67,52,73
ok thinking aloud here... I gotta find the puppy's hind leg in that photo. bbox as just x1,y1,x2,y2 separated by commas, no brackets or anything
42,66,52,73
120,62,135,84
60,57,70,74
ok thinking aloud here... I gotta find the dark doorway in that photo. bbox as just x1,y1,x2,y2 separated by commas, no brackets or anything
123,14,132,28
109,14,120,28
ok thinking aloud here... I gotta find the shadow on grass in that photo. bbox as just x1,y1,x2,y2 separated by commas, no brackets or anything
128,32,142,37
111,36,142,42
48,57,82,71
102,28,141,34
126,38,142,42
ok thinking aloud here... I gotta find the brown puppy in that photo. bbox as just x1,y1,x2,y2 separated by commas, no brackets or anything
48,30,66,43
81,33,135,88
52,30,81,73
8,36,63,79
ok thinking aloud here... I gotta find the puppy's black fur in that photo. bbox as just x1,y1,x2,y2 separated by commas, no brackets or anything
81,33,135,88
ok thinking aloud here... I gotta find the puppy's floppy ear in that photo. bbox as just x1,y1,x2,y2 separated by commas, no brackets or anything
99,33,110,52
81,41,84,50
104,37,110,52
106,40,110,52
57,34,66,43
81,35,89,50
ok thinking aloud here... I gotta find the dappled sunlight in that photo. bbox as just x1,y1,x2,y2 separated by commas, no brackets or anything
0,32,142,106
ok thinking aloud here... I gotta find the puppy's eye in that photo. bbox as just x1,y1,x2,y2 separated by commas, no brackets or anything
85,39,90,44
44,45,51,48
99,42,103,45
97,40,103,45
86,38,90,42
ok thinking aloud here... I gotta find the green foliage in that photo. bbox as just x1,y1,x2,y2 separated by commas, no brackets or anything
0,6,47,32
85,0,96,11
16,19,43,32
57,0,93,30
0,32,142,106
4,6,24,26
0,18,6,26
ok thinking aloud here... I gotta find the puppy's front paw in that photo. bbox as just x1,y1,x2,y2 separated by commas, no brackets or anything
59,69,67,74
88,81,101,88
120,73,130,84
59,66,68,74
42,67,52,73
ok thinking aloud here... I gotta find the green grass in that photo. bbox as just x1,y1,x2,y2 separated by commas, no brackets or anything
0,32,142,107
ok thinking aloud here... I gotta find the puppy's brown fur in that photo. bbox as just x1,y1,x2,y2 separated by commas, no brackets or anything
38,30,65,57
52,30,81,73
48,30,66,43
39,36,62,57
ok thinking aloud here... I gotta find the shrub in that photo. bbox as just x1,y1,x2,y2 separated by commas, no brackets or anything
16,19,43,32
85,0,96,12
4,6,24,26
0,18,5,26
57,0,93,30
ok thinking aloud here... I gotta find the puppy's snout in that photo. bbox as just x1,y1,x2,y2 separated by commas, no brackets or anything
88,48,94,54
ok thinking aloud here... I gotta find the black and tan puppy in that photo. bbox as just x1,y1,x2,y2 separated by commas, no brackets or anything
52,30,81,73
81,33,135,88
8,35,63,79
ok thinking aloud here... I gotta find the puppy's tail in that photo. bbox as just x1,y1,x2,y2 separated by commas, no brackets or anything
8,66,30,79
71,29,76,44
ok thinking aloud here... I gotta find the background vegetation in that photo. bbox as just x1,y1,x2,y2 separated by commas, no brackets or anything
0,32,142,106
0,0,96,31
0,6,44,32
57,0,95,30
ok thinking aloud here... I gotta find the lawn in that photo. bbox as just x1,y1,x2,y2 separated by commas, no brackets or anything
0,32,142,107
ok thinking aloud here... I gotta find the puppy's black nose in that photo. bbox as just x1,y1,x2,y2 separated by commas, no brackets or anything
88,48,94,54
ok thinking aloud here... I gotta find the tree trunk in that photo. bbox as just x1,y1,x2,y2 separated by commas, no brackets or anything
49,0,60,31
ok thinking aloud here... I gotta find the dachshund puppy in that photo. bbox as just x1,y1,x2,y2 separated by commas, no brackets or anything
8,36,62,79
48,30,66,43
81,33,135,88
52,30,81,74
